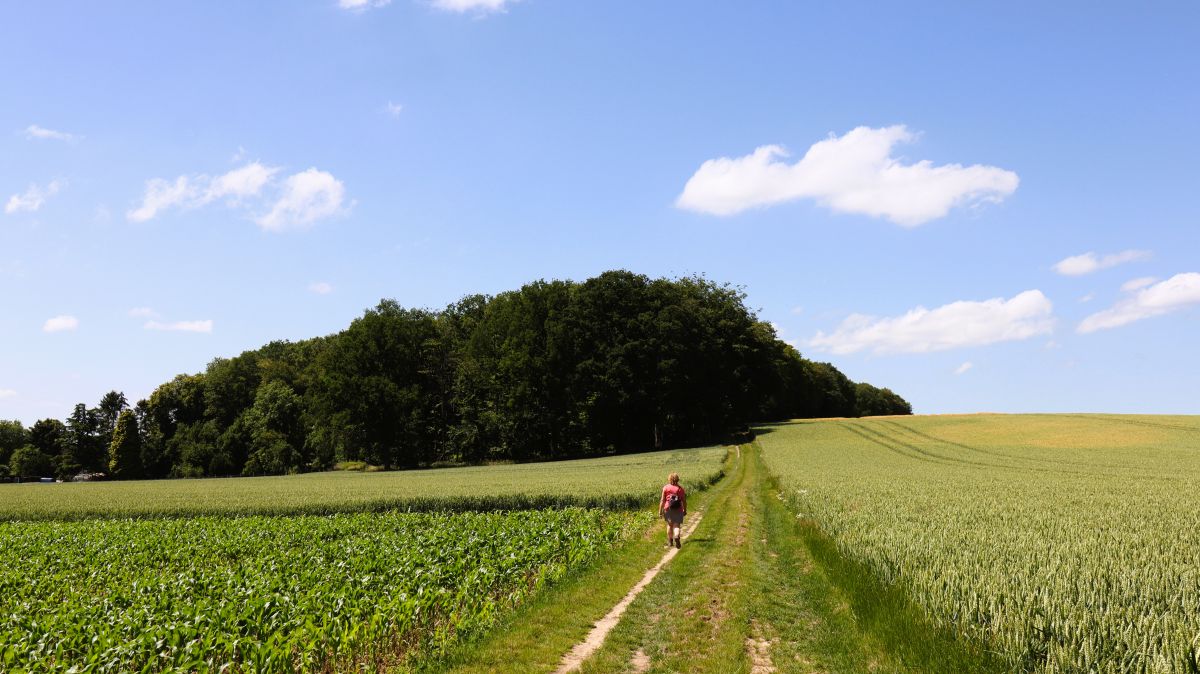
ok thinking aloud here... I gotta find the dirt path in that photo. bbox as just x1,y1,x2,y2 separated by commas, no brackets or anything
552,506,706,674
445,440,1002,673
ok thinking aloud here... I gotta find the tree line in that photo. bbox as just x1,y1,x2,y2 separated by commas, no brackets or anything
0,271,911,480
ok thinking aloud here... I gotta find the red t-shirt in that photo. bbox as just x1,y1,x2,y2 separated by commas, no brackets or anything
661,484,685,509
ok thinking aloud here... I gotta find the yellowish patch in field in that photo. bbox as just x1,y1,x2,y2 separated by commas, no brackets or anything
922,415,1165,451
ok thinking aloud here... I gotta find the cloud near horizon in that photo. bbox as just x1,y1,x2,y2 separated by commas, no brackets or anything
676,125,1019,226
0,389,15,399
809,290,1054,355
1053,249,1150,276
5,180,64,214
1078,272,1200,333
128,162,345,231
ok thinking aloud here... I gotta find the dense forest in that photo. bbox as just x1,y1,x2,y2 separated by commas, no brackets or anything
1,271,910,480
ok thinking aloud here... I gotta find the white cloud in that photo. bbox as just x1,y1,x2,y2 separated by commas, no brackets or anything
43,315,79,333
676,125,1019,226
1120,276,1157,292
128,162,344,231
127,162,280,222
1078,272,1200,334
5,180,64,214
309,281,334,295
790,306,804,315
144,319,213,333
257,168,346,231
127,307,158,318
126,176,201,222
385,101,404,117
208,162,279,201
954,361,974,375
1053,249,1150,276
431,0,513,13
339,0,391,10
1078,293,1094,303
0,388,15,399
24,124,77,141
809,290,1054,355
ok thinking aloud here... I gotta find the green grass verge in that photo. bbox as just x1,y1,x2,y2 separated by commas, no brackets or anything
758,469,1008,673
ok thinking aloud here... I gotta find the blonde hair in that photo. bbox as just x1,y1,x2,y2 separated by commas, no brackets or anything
668,472,680,485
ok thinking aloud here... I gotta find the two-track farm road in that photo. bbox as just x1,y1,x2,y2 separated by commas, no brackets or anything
442,443,1002,674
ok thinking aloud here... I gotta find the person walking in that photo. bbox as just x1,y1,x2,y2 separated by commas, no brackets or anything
659,472,687,548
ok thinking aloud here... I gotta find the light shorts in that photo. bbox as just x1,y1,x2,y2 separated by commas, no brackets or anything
663,508,684,525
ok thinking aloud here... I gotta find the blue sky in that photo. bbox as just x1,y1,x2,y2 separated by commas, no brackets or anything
2,1,1198,424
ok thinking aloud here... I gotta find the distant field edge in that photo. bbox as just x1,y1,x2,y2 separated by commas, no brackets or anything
0,446,730,523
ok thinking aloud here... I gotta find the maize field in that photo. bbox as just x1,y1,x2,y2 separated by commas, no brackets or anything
0,508,647,672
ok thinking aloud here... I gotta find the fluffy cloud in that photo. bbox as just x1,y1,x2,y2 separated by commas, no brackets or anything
1120,276,1157,292
809,290,1054,355
309,281,333,295
5,180,63,214
1078,272,1200,333
338,0,391,10
127,176,199,222
208,162,279,200
676,125,1019,226
256,168,346,231
129,162,343,231
1053,249,1150,276
24,124,77,141
431,0,513,13
43,315,79,333
144,319,213,333
385,101,404,118
0,388,15,399
127,162,280,222
955,361,974,375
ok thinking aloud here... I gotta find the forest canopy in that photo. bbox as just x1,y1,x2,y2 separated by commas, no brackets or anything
3,271,910,480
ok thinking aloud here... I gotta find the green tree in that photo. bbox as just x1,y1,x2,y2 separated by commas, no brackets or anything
96,390,128,448
0,419,29,468
107,410,143,479
9,445,53,478
242,381,307,475
63,403,102,477
29,418,66,456
141,374,207,477
310,301,443,469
